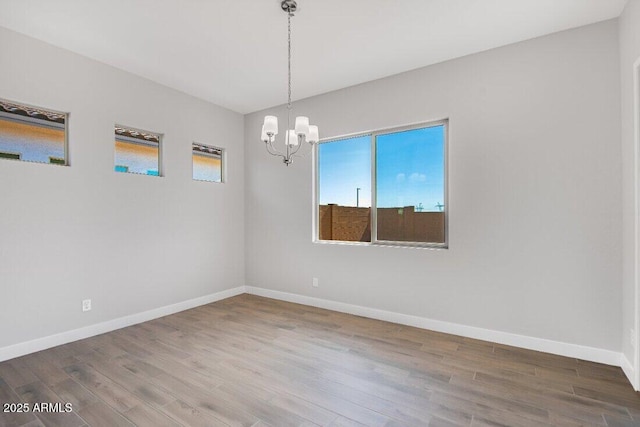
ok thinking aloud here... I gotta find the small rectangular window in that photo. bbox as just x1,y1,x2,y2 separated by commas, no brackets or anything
316,120,447,248
0,99,68,166
114,126,161,176
192,143,223,183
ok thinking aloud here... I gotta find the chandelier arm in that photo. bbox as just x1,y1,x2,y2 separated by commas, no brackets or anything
289,140,303,156
286,135,291,161
291,144,311,159
265,140,284,158
266,139,295,165
267,149,288,163
266,138,276,152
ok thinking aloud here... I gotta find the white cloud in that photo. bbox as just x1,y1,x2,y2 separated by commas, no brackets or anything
396,173,405,183
409,173,426,183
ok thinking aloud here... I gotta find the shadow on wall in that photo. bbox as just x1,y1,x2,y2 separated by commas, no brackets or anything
319,204,445,243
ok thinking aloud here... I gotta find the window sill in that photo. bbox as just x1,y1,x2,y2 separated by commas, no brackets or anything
313,239,448,250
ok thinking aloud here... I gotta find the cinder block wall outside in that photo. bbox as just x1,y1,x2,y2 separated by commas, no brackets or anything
319,204,444,243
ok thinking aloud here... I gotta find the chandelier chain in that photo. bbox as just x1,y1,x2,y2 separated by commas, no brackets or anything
287,12,292,114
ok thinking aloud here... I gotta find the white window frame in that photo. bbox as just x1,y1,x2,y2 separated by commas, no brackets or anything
313,119,448,249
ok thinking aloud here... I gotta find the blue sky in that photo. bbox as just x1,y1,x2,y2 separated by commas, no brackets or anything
318,125,445,211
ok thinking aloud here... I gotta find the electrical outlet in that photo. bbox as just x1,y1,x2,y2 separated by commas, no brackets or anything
82,299,91,312
312,277,319,288
631,329,636,348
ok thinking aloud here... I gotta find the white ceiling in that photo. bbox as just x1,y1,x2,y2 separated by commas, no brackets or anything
0,0,628,114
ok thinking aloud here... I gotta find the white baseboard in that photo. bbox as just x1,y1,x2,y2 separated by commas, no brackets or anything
0,286,246,363
245,286,622,367
2,284,631,385
621,354,638,390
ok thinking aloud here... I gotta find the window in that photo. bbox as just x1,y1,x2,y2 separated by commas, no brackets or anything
114,126,161,176
318,135,371,242
0,99,68,165
316,120,447,248
193,143,223,183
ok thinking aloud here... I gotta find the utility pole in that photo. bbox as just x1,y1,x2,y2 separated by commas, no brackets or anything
356,187,361,207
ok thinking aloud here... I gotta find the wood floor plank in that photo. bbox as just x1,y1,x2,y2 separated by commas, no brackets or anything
76,402,134,427
602,413,640,427
62,363,144,413
212,382,317,427
0,378,38,427
327,416,367,427
0,359,39,390
425,416,466,427
17,420,45,427
267,394,338,426
160,399,229,427
35,346,81,370
573,385,640,410
435,390,561,426
214,358,394,426
48,378,99,411
0,294,639,427
20,353,71,389
448,370,621,425
122,404,182,427
149,372,259,427
83,357,176,409
14,381,84,427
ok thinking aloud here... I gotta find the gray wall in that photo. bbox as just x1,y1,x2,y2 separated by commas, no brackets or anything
0,27,245,348
619,0,640,369
0,17,625,360
245,20,622,351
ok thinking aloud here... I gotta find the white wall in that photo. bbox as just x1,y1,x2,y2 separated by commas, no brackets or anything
0,27,245,350
619,0,640,385
0,16,625,369
245,21,622,353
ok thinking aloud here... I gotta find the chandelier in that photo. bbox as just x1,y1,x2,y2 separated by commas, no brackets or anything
261,0,319,166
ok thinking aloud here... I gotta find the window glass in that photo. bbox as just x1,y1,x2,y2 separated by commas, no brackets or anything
0,99,67,165
114,126,160,176
375,125,445,243
318,135,371,242
193,143,223,182
316,121,447,247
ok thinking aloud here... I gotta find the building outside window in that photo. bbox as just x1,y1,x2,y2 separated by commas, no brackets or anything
0,99,68,166
114,125,161,176
192,143,223,183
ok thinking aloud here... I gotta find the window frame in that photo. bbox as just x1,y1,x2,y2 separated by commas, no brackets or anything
0,97,69,166
114,124,163,177
314,119,448,249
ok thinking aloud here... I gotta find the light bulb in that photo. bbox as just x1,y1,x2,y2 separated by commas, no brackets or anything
308,125,319,144
263,116,278,135
295,116,310,137
286,129,299,146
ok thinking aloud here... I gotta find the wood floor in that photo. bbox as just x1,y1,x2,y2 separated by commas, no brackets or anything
1,294,639,427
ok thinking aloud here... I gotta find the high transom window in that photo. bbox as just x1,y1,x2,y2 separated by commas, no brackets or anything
192,143,223,183
0,99,68,166
114,125,161,176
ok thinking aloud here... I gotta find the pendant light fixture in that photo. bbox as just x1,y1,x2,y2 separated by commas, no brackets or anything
261,0,319,166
